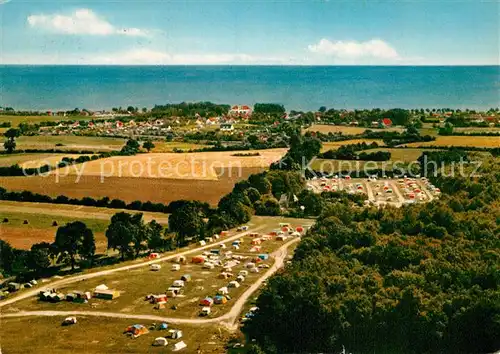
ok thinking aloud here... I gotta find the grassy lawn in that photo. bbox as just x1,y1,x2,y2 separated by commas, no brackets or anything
0,115,96,127
16,135,126,151
0,316,231,354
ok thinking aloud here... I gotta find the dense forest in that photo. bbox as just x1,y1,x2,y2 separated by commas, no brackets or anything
245,157,500,353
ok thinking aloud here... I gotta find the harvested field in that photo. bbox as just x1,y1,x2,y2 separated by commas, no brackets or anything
0,153,88,168
402,136,500,148
321,139,385,152
0,201,169,251
305,125,403,135
16,135,126,152
0,167,264,206
52,149,287,180
0,316,231,354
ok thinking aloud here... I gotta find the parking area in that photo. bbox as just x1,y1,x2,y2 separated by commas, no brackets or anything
307,176,440,207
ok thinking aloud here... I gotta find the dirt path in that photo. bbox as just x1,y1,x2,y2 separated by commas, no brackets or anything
0,202,170,224
0,237,299,329
0,225,265,309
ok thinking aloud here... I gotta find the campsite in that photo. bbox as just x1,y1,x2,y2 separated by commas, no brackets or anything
5,217,310,321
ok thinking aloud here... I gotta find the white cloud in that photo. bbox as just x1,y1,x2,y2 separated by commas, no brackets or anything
88,49,288,65
308,39,400,61
0,0,12,5
27,9,149,37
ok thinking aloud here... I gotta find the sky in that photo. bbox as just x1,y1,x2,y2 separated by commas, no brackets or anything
0,0,498,65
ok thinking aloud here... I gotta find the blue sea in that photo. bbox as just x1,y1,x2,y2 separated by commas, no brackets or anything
0,65,498,111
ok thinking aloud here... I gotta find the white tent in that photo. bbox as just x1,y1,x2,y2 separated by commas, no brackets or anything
153,337,168,346
173,341,187,351
217,287,229,295
95,284,108,291
228,281,240,288
150,264,161,271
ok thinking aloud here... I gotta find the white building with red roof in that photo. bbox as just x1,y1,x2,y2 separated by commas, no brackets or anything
229,105,252,117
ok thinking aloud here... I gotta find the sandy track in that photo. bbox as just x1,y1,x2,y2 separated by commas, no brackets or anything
0,237,299,329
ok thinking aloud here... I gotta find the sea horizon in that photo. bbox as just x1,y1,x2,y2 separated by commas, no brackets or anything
1,65,499,112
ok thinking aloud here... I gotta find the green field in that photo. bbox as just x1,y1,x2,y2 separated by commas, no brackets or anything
16,135,126,151
0,115,96,127
151,141,212,153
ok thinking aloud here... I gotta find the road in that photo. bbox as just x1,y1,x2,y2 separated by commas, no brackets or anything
0,237,299,330
0,225,265,309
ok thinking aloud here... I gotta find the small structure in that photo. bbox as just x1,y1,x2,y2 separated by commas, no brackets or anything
228,281,240,288
217,287,229,295
152,294,168,304
175,256,187,264
180,274,191,282
258,254,269,261
171,264,180,271
62,317,77,326
238,270,248,277
214,295,227,304
150,264,161,271
251,239,262,245
191,256,205,264
125,324,149,338
94,289,120,300
220,231,229,237
149,253,160,259
95,284,108,291
173,341,187,351
200,297,214,307
200,307,211,316
276,235,287,241
236,275,245,282
7,283,21,292
246,262,255,269
203,263,215,270
250,267,260,273
168,329,183,339
199,240,206,246
172,280,185,288
153,337,168,347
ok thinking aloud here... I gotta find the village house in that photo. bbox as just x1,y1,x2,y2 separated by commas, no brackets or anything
220,123,234,132
229,105,252,117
